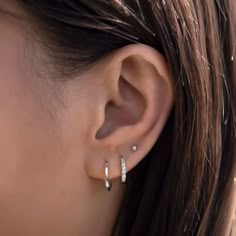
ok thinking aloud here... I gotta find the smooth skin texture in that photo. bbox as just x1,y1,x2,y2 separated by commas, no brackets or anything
0,1,174,235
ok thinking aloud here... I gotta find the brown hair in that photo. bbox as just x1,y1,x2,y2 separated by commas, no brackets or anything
16,0,236,235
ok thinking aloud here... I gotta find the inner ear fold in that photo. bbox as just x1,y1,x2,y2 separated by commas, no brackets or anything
95,77,146,139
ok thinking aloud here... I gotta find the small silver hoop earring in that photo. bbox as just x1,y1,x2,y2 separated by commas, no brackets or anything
104,161,112,191
120,156,127,183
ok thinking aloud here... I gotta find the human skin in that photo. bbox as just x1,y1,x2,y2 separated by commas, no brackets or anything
0,1,173,235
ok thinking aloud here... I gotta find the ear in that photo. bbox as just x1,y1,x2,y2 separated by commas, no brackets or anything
85,43,174,182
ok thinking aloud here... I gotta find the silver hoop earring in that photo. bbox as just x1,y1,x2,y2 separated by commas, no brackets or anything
120,156,127,183
104,161,112,191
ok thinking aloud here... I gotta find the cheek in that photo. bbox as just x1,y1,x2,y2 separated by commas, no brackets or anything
0,19,56,184
0,76,76,233
0,62,52,180
0,21,87,233
0,27,59,202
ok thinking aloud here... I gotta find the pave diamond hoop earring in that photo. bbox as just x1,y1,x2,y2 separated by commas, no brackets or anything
104,161,112,191
120,156,127,183
120,145,138,184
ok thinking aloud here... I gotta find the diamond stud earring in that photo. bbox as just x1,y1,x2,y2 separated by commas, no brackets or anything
131,145,138,152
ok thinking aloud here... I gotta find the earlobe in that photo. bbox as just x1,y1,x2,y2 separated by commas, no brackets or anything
85,44,174,187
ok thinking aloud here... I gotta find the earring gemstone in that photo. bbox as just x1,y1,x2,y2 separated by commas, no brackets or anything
131,145,138,152
120,157,126,183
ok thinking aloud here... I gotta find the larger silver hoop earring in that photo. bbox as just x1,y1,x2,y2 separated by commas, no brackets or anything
104,161,112,191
